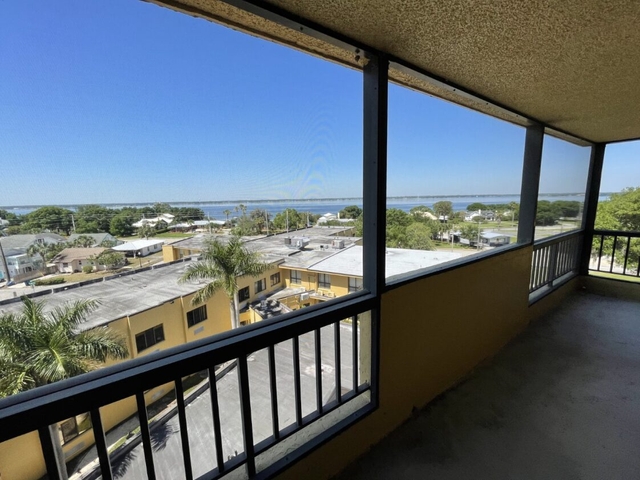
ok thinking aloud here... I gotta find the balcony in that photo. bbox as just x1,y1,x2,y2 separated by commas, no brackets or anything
337,289,640,480
1,0,639,479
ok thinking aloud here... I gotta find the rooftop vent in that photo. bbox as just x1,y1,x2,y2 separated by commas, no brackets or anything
286,236,310,250
332,239,345,249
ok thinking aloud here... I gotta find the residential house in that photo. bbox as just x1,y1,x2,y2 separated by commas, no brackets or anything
0,234,66,282
112,239,164,257
132,213,175,228
50,247,110,273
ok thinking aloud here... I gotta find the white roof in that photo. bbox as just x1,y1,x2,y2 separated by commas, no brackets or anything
112,239,164,251
481,232,513,239
307,245,462,278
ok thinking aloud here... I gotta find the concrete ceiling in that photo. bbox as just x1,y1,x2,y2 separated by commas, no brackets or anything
151,0,640,144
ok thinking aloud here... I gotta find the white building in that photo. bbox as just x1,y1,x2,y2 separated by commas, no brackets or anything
112,239,164,257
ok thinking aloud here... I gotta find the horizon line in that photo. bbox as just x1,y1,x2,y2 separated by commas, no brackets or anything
0,192,602,210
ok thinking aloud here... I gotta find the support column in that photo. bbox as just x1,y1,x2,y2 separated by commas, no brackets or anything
517,124,545,244
362,54,388,296
580,143,606,274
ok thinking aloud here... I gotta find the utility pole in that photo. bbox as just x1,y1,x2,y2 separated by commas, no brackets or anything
71,214,76,233
0,241,11,284
286,210,289,233
265,211,269,236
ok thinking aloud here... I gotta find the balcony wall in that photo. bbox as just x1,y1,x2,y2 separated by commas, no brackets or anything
279,245,580,479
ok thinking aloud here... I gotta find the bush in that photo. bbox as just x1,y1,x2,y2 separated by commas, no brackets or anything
34,277,66,286
82,265,94,274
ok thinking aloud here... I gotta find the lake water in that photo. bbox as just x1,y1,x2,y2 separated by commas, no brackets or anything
2,194,609,219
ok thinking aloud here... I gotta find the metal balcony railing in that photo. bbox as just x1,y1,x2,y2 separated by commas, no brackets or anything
590,230,640,277
530,231,583,294
0,294,376,480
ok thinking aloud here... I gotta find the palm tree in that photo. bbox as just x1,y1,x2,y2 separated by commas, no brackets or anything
0,297,128,397
72,235,95,247
223,209,232,225
179,237,268,329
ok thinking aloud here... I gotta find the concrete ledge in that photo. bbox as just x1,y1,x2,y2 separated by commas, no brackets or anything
581,275,640,302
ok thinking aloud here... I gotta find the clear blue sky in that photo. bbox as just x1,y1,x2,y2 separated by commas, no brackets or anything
1,0,638,206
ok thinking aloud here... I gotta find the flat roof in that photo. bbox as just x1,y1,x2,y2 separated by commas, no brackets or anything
0,261,201,330
307,245,463,278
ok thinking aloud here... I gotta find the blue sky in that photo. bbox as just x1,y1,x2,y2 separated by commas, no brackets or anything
1,0,638,206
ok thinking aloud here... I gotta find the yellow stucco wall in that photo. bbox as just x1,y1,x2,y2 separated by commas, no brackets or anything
278,246,580,480
0,433,45,480
162,244,178,262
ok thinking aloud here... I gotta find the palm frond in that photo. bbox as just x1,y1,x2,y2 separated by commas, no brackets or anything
49,299,101,329
74,329,129,362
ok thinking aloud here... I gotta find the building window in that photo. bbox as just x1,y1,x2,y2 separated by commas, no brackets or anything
255,278,266,294
270,272,281,286
318,273,331,289
238,286,250,302
58,413,92,445
290,270,302,284
63,263,69,268
348,277,363,292
187,305,207,328
135,325,165,353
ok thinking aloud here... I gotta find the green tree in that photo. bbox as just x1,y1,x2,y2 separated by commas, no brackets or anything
460,223,481,245
233,216,259,236
386,208,412,247
0,297,128,397
535,200,559,226
110,214,134,237
467,202,487,211
94,251,125,270
26,243,49,271
433,201,454,220
22,206,74,234
595,187,640,268
223,209,232,225
71,235,95,247
75,205,115,233
405,223,435,250
250,209,270,233
273,209,304,231
179,237,268,329
339,205,363,219
508,201,519,224
137,224,155,239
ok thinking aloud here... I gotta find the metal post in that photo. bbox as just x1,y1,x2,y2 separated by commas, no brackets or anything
580,143,606,274
362,53,388,296
38,425,68,480
0,241,10,283
517,124,544,244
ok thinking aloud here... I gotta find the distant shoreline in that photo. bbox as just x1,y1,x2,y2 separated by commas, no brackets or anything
1,192,604,211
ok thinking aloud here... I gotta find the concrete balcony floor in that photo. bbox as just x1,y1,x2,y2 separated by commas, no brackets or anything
337,291,640,480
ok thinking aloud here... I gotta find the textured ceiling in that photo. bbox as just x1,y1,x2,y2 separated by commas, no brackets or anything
150,0,640,144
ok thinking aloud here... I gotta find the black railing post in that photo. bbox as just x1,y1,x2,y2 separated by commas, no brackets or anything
580,143,606,274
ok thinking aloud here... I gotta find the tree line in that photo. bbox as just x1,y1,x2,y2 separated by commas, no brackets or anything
0,203,206,237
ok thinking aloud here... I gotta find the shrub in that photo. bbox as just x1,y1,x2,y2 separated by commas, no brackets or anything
82,265,94,274
34,277,66,286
